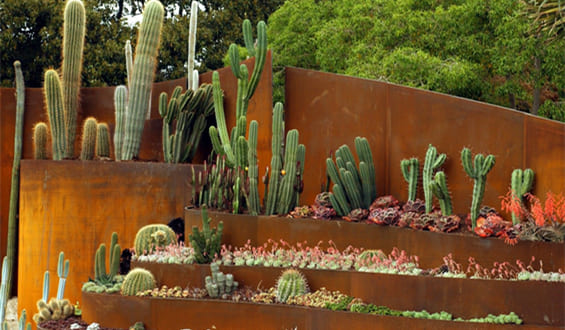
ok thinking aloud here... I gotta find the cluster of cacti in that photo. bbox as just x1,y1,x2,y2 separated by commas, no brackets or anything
429,171,453,216
121,268,156,296
188,206,223,264
187,1,199,91
159,84,214,163
400,158,419,201
82,232,123,293
32,298,74,324
326,137,376,216
96,123,111,158
423,144,446,213
205,263,238,298
134,224,177,256
510,168,535,224
276,269,309,303
33,123,48,159
79,117,97,160
461,147,496,228
3,309,31,330
191,156,240,210
121,0,165,160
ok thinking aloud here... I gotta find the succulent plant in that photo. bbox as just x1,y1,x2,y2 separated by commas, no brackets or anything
400,157,419,201
368,207,400,225
429,171,453,216
44,69,66,160
33,122,48,160
288,206,314,218
314,192,333,208
189,206,223,264
343,208,369,222
402,199,426,214
312,205,337,220
461,147,495,228
410,212,439,230
354,249,387,270
134,224,177,256
79,117,97,160
96,122,111,158
82,233,124,294
398,212,420,228
423,144,446,213
276,269,309,303
113,85,127,161
369,195,400,211
121,268,156,296
205,263,238,298
430,215,461,233
32,298,74,324
510,168,534,224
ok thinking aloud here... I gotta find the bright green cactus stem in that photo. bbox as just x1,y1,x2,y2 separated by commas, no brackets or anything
510,168,534,224
401,157,419,201
62,0,85,158
94,232,121,284
187,0,198,90
113,85,127,161
461,147,496,228
189,206,224,264
6,61,25,302
96,123,110,158
247,121,261,215
430,171,453,216
44,69,67,160
276,269,309,303
33,122,48,160
122,0,164,160
121,268,156,296
277,130,300,215
16,309,31,330
209,71,236,165
80,117,97,160
423,144,446,213
265,103,284,215
42,271,49,302
134,224,176,256
56,252,70,300
125,41,133,89
355,137,376,206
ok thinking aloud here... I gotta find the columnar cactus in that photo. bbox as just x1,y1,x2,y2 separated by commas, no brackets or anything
0,257,9,323
134,224,176,256
113,85,127,161
125,41,133,88
121,268,156,296
95,233,121,282
96,123,111,158
510,168,534,224
246,121,261,215
205,263,238,297
79,117,97,160
44,69,67,160
401,158,419,201
122,0,164,160
62,0,86,158
187,0,198,90
189,206,223,264
461,147,496,228
423,144,446,213
276,269,309,303
265,103,284,215
56,252,70,300
16,309,31,330
429,171,453,216
33,123,48,160
276,130,301,215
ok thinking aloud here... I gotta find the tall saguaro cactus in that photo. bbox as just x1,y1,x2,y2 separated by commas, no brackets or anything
122,0,164,160
423,144,446,213
62,0,86,158
6,61,25,302
461,147,496,228
113,85,127,161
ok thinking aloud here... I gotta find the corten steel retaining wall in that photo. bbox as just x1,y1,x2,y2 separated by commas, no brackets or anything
285,67,565,216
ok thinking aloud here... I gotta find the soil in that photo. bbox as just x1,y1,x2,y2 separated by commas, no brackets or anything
38,316,125,330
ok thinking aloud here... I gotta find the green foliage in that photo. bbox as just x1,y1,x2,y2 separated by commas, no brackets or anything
538,100,565,122
189,206,223,264
121,268,156,296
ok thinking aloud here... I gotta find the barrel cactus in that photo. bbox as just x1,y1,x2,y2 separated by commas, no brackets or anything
134,224,177,256
121,268,156,296
33,122,48,160
276,269,309,303
79,117,97,160
96,123,111,158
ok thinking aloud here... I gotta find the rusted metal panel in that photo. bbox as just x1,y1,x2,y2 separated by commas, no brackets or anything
185,209,565,272
18,161,202,324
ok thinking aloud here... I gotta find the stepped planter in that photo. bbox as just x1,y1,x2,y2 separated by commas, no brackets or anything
130,261,564,327
184,208,565,272
81,291,542,330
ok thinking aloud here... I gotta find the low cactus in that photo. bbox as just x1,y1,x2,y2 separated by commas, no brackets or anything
429,171,453,216
33,123,48,160
113,85,127,161
205,263,238,298
32,298,74,324
401,158,419,201
44,69,66,160
461,147,496,228
510,168,534,224
82,233,124,293
96,123,111,158
276,269,309,303
189,206,223,264
56,252,70,300
121,268,156,296
134,224,177,256
423,144,446,213
79,117,97,160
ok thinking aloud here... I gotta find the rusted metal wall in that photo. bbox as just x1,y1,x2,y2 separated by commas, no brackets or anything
285,67,565,216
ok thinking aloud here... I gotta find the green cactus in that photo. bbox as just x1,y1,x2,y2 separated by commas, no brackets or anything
461,147,496,228
0,257,8,323
121,268,156,296
44,69,67,160
265,103,284,215
205,263,238,297
510,168,534,224
276,269,309,303
14,309,31,330
33,122,48,160
42,271,49,303
125,40,133,89
32,298,74,324
62,0,85,158
79,117,97,160
430,171,453,216
401,158,419,201
122,0,164,160
189,206,223,264
423,144,446,213
113,85,127,161
96,123,111,158
93,233,121,286
134,224,176,256
276,130,300,215
326,137,376,216
246,121,261,215
187,0,198,90
56,252,70,300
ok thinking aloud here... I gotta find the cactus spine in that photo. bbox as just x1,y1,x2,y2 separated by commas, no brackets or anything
461,147,496,228
401,158,419,201
56,252,70,300
189,206,223,264
44,70,67,160
187,0,198,90
113,85,127,161
62,0,85,158
122,0,164,160
276,269,309,303
423,144,446,213
430,171,453,216
121,268,156,296
79,117,97,160
510,168,534,224
96,123,110,158
205,263,238,297
134,224,176,256
33,122,48,159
